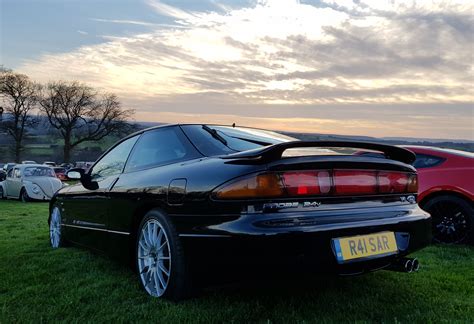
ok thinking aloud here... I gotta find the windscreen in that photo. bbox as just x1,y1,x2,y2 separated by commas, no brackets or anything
24,167,55,177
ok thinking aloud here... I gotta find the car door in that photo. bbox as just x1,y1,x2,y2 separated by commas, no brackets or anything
6,168,22,198
104,126,201,260
3,168,14,198
62,135,139,250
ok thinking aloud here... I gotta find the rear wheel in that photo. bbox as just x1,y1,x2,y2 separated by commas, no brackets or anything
423,195,473,245
20,188,30,203
136,210,192,300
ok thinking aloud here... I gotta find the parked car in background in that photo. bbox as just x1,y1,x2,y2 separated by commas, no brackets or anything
3,163,16,172
49,124,431,300
1,163,16,181
53,167,68,181
21,160,37,164
43,161,56,167
357,146,473,244
403,146,473,244
60,163,74,170
0,164,63,202
74,161,94,173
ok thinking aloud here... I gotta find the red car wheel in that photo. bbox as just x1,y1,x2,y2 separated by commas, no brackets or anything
423,195,474,245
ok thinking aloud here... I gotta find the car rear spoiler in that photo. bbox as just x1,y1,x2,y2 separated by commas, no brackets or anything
221,141,416,164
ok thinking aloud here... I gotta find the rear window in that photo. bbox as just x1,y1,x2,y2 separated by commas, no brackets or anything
181,125,295,156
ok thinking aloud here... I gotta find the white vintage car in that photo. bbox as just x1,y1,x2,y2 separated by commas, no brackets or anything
0,164,63,201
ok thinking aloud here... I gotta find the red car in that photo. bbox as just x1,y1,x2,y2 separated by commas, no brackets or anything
53,167,68,181
357,146,473,244
403,146,473,244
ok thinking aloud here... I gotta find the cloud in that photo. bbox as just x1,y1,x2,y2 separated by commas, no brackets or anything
17,0,474,139
91,18,187,28
77,30,88,35
145,0,199,22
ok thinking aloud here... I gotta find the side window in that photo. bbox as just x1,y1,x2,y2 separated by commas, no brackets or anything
13,168,21,178
7,168,14,178
125,127,200,172
90,135,139,180
413,154,445,169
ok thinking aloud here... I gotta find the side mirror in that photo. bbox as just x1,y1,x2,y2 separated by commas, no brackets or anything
66,170,82,180
66,168,99,190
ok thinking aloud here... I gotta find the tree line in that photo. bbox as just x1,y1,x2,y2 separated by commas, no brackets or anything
0,66,134,163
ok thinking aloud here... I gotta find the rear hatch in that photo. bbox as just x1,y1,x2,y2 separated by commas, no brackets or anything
214,141,418,216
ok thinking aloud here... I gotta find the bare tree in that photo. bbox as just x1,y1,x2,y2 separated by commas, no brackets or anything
0,70,39,162
39,81,134,162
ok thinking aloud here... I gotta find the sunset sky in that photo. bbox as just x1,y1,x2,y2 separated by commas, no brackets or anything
2,0,473,140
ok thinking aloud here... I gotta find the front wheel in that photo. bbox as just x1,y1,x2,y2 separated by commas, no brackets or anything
136,210,192,300
50,206,65,248
423,195,473,245
0,186,5,199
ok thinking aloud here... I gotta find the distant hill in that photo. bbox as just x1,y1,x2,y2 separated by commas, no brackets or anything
381,136,473,144
0,118,472,163
282,132,474,152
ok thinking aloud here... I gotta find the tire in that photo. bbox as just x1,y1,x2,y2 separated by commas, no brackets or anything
20,188,30,203
423,195,474,245
0,186,5,199
136,209,192,300
49,206,66,248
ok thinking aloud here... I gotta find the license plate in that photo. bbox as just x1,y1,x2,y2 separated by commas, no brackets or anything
332,232,398,263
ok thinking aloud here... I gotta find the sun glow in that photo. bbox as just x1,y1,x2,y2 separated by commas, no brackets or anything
16,0,474,139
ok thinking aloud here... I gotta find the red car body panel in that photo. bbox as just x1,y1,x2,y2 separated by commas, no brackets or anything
53,168,68,181
403,146,474,204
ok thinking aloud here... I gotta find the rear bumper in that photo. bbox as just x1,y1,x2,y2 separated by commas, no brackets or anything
177,206,431,274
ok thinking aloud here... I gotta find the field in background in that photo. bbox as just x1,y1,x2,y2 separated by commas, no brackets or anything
1,201,473,322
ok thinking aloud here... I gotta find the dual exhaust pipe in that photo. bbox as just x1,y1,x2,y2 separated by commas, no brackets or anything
387,257,420,273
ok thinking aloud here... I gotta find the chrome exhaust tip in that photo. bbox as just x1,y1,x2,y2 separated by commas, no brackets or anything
386,257,419,273
404,259,413,273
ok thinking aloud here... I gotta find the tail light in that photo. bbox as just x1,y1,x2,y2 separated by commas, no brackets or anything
333,170,377,195
213,169,417,199
214,173,284,199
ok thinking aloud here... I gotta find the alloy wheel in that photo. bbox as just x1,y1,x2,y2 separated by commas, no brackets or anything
50,207,62,248
137,219,172,297
431,201,470,244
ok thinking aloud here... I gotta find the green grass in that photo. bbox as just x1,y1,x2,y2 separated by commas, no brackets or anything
1,201,473,323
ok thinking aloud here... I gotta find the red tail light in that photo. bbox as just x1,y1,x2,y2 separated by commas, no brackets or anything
378,171,409,193
333,170,377,195
282,171,320,196
214,169,417,199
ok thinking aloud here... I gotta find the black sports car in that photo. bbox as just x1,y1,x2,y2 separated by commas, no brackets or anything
49,124,431,300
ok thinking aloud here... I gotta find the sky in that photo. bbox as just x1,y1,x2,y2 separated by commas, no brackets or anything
1,0,473,140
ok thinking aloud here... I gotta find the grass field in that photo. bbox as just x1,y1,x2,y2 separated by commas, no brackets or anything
1,201,473,323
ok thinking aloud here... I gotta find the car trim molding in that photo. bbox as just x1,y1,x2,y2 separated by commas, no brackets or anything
179,234,231,238
61,224,130,235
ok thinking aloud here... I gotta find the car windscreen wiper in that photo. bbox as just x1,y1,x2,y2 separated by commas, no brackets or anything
202,125,228,146
227,135,272,146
